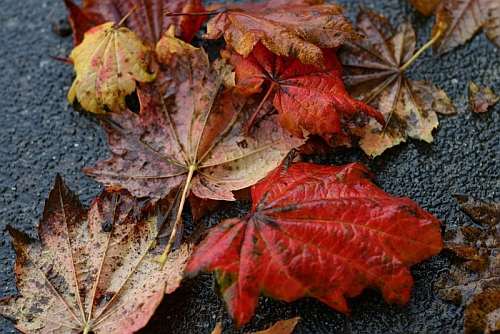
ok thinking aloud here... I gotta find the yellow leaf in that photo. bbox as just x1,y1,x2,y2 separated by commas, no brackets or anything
68,22,156,114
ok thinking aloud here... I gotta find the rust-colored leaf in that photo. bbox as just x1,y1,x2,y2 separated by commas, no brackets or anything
223,42,384,142
67,22,156,114
434,195,500,334
406,0,500,56
339,6,456,157
468,80,500,113
248,317,300,334
0,175,193,334
186,158,443,326
211,318,300,334
64,0,206,45
83,35,304,203
204,0,363,68
407,0,441,16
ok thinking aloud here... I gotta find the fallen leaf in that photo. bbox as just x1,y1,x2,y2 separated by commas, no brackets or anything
204,0,363,68
83,35,303,202
0,175,193,334
434,195,500,334
407,0,500,56
223,42,384,141
339,6,456,157
83,35,304,268
247,317,300,334
468,80,500,113
64,0,206,45
67,22,156,114
407,0,441,16
211,317,299,334
185,157,443,326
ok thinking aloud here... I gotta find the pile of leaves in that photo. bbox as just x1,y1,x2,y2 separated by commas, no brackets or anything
2,0,500,332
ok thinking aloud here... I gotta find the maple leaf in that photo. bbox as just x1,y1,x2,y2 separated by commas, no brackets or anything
434,195,500,334
67,21,156,114
203,0,363,68
468,80,500,113
185,156,443,327
83,34,304,267
0,175,193,334
407,0,500,56
212,317,300,334
64,0,206,45
222,42,384,141
338,6,456,157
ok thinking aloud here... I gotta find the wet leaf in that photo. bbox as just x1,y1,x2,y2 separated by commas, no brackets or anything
83,35,304,202
0,175,193,334
435,195,500,334
67,22,156,114
64,0,206,45
468,80,500,113
339,6,456,157
223,42,384,141
407,0,500,56
211,317,300,334
204,0,363,68
186,158,443,326
407,0,441,16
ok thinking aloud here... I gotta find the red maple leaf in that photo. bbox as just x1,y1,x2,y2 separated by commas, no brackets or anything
185,157,443,326
223,42,384,141
63,0,206,45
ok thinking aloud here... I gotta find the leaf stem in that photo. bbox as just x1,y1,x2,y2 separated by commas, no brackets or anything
117,4,139,27
154,165,196,270
400,21,447,72
83,324,93,334
165,9,226,17
246,81,278,134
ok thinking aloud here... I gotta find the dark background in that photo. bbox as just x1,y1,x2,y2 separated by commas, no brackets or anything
1,0,499,333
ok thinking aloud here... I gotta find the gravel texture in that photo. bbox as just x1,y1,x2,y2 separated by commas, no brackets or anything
0,0,499,333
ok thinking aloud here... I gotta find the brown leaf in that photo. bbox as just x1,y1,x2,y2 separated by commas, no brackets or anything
211,318,300,334
468,80,500,113
339,6,456,157
83,34,304,202
246,317,300,334
434,195,500,333
407,0,441,16
407,0,500,56
67,22,156,114
64,0,206,45
0,175,193,334
204,0,363,68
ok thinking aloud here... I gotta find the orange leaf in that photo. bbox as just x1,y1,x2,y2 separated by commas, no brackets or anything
204,0,363,68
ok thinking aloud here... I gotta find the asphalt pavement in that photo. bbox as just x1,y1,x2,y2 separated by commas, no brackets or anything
1,0,499,333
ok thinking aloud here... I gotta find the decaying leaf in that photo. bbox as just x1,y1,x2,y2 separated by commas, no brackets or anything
186,157,443,326
339,6,456,157
407,0,441,16
223,42,384,141
212,317,300,334
204,0,363,68
67,22,156,114
0,175,193,334
407,0,500,56
64,0,206,45
83,35,303,202
468,80,500,113
434,195,500,334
